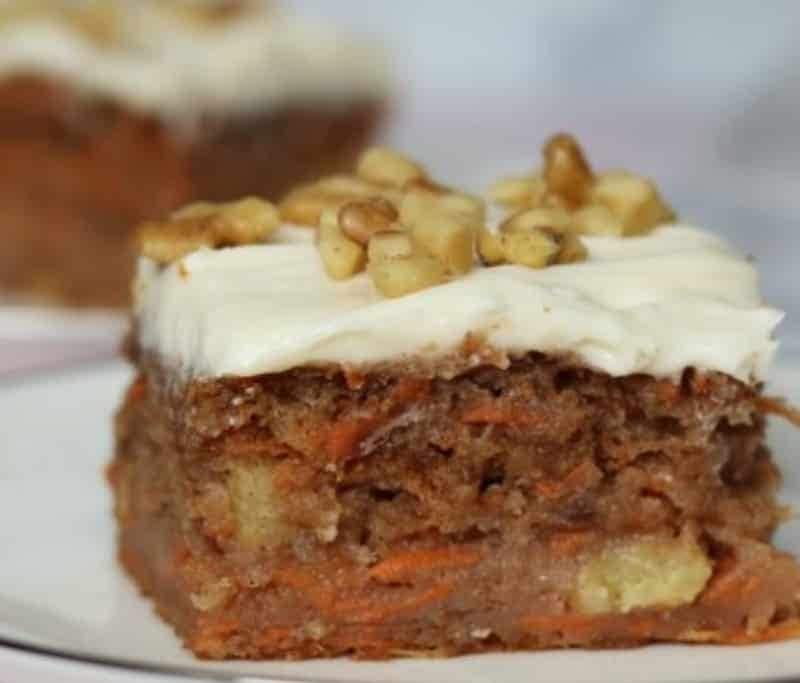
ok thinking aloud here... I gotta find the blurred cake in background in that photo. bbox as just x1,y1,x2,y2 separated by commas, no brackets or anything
0,0,389,307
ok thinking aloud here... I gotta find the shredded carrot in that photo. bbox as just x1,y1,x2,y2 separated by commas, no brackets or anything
169,542,191,572
724,619,800,644
276,567,453,624
273,568,337,611
518,613,597,639
324,415,382,460
758,395,800,428
534,461,602,501
654,379,680,405
389,377,431,405
335,581,454,624
519,613,658,640
700,558,762,605
192,617,240,657
460,401,543,426
125,375,147,403
256,626,296,649
548,530,596,558
326,626,399,658
368,546,482,583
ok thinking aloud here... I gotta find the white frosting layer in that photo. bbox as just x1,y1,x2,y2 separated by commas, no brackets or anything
0,4,388,119
134,224,782,382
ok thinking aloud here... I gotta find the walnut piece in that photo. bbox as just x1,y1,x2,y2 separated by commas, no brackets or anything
338,197,398,244
589,171,675,236
501,228,561,269
573,533,712,614
542,133,594,207
367,232,415,262
477,226,506,266
476,207,588,268
279,175,400,227
138,197,280,264
489,133,675,237
367,254,449,298
356,147,426,188
570,204,625,236
318,209,367,280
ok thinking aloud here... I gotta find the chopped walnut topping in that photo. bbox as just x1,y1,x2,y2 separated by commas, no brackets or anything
589,171,676,236
500,207,571,234
476,207,588,268
367,254,449,298
141,134,675,299
279,175,401,227
318,209,367,280
489,133,675,237
542,133,594,207
367,232,415,262
338,197,399,244
356,147,426,188
137,197,279,265
281,146,486,297
477,226,506,266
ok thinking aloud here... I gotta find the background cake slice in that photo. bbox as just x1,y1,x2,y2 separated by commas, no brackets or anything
0,0,388,307
109,137,800,659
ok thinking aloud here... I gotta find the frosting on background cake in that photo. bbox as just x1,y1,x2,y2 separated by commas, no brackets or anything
0,1,389,121
134,222,781,381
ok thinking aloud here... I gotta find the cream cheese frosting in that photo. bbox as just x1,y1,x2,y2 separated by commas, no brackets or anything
0,3,389,121
134,224,782,383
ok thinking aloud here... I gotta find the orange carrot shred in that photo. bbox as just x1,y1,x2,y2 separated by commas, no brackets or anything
460,402,543,426
324,415,382,460
368,546,482,583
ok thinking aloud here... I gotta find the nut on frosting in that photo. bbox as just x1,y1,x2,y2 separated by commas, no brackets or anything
137,198,280,265
137,134,676,298
489,133,675,238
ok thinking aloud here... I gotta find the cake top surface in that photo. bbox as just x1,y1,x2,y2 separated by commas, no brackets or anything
0,1,389,119
133,135,782,382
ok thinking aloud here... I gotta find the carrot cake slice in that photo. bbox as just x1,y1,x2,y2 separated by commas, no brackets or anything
109,134,800,659
0,0,387,307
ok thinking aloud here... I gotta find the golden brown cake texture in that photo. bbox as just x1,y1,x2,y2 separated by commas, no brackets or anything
0,2,384,307
109,137,800,659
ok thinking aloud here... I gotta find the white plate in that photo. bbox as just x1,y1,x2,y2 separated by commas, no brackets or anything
1,360,800,683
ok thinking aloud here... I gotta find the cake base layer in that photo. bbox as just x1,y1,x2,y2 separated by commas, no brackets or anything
109,353,800,659
0,76,382,307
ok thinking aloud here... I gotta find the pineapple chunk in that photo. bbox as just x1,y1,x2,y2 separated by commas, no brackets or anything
574,533,712,614
227,462,289,550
